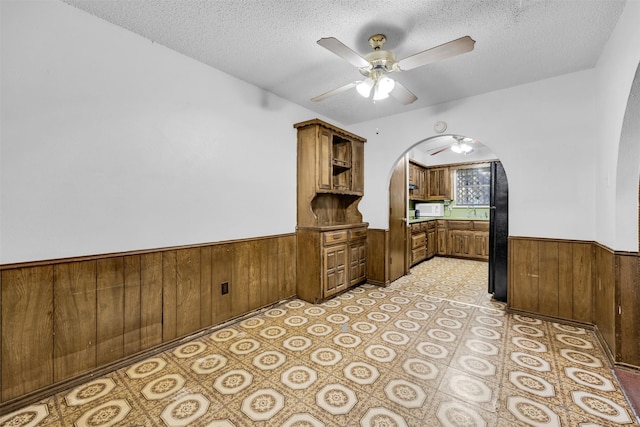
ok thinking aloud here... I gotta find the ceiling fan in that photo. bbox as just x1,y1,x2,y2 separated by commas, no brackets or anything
429,135,477,156
311,34,475,104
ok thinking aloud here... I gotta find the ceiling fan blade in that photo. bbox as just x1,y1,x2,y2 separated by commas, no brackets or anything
311,81,359,102
398,36,475,71
317,37,370,68
390,80,417,105
430,145,451,156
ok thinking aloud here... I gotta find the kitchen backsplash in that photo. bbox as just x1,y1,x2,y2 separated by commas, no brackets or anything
409,201,489,220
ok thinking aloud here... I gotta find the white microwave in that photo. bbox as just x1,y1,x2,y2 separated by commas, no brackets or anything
415,203,444,217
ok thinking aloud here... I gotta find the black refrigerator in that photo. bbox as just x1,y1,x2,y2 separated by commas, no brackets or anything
488,161,508,302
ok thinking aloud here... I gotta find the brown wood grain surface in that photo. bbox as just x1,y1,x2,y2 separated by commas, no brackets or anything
140,252,163,350
1,266,54,401
96,258,124,366
53,261,97,381
123,255,141,357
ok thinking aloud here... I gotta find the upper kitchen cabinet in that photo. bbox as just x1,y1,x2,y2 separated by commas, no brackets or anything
427,167,451,200
409,161,427,201
409,161,451,201
295,119,366,227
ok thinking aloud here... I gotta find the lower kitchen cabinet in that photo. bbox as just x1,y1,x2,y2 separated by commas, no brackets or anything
426,222,436,258
323,243,347,296
409,219,489,267
473,231,489,260
450,229,473,257
446,220,489,260
436,221,448,255
297,224,368,303
440,220,489,261
348,228,367,286
410,221,437,266
411,231,427,265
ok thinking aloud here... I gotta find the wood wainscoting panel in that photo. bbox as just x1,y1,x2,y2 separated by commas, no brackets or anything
616,253,640,367
232,241,251,317
510,237,638,370
1,266,54,401
200,247,213,328
557,242,573,318
0,234,296,408
53,261,97,382
139,252,163,350
96,258,125,367
247,240,264,311
509,238,539,312
176,248,202,337
211,244,234,325
162,250,178,342
571,243,593,322
366,229,388,286
280,235,297,299
509,237,593,323
538,241,559,317
123,255,142,357
594,244,616,356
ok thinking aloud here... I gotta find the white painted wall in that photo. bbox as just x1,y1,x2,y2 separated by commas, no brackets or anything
351,69,599,241
353,3,640,253
2,0,638,264
594,0,640,252
0,0,325,263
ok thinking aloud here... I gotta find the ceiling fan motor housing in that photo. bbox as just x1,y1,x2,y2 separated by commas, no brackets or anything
368,34,387,50
360,50,397,76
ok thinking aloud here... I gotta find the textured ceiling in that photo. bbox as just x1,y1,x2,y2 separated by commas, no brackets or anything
61,0,626,125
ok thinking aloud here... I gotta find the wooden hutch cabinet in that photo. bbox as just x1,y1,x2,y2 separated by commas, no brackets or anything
295,119,367,303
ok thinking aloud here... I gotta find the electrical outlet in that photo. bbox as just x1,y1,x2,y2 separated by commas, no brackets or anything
221,282,229,295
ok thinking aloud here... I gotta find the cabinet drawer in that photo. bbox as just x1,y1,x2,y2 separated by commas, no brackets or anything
323,230,348,245
473,221,489,232
411,233,426,249
411,222,428,232
349,227,368,240
412,247,427,263
448,220,472,230
426,221,436,230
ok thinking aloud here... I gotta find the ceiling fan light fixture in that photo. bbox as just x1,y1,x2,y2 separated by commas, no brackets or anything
372,76,395,100
372,87,389,100
378,75,395,94
451,142,473,154
356,78,374,97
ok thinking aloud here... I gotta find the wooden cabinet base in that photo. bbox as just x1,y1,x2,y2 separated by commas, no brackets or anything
297,224,367,303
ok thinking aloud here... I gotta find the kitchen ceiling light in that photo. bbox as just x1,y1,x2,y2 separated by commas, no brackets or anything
451,141,473,154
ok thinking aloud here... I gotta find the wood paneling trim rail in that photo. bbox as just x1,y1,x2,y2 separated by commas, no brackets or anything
0,234,296,411
0,232,295,270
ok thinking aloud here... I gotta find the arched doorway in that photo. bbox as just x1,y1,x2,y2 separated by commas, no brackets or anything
387,135,509,301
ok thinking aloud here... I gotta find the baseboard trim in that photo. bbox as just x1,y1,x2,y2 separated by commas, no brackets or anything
366,279,390,287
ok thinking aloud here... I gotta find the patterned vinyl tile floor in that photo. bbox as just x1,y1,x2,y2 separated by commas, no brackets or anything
2,257,638,426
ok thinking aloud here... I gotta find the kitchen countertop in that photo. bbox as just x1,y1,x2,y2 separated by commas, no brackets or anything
408,217,489,224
